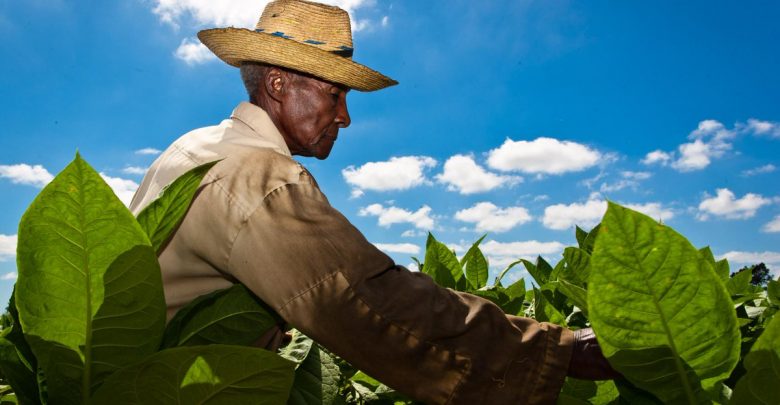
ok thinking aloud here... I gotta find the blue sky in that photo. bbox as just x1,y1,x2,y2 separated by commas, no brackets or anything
1,0,779,305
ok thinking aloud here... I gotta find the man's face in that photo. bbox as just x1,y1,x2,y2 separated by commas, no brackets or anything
277,73,351,160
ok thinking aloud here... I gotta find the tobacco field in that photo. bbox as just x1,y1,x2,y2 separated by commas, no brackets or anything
0,154,777,404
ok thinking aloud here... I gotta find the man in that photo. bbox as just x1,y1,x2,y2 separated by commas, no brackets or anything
130,0,617,403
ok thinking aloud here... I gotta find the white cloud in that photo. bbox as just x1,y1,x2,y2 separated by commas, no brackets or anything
401,229,425,238
0,164,53,187
359,203,434,230
100,173,139,207
343,156,436,195
542,198,606,230
719,251,780,274
0,234,16,261
762,215,780,233
407,262,419,272
454,202,532,233
641,150,672,166
135,148,162,155
1,272,17,281
174,37,217,65
698,188,771,220
481,240,566,269
644,120,736,172
435,155,521,194
381,15,389,27
741,164,776,177
622,171,652,180
373,243,420,255
151,0,380,31
742,118,780,138
122,166,148,175
543,197,674,230
487,137,601,174
623,202,674,222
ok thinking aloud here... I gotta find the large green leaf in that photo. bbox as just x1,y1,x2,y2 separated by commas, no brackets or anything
523,256,553,287
15,154,165,403
136,160,219,253
561,247,591,286
555,279,588,316
422,233,460,289
698,247,729,281
162,284,280,348
725,269,752,297
461,235,488,290
91,345,295,404
589,202,740,404
286,343,341,405
730,311,780,404
279,330,342,405
533,287,567,326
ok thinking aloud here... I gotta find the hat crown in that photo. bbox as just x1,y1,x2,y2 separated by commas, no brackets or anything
255,0,354,57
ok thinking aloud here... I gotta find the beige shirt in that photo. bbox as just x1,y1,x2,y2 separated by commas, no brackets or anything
130,102,574,404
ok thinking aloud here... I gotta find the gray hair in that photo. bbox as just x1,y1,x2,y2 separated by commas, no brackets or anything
239,62,272,104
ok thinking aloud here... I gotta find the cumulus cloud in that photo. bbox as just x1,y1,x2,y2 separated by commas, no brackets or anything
482,240,565,269
542,198,606,230
135,148,162,155
640,119,778,172
719,251,780,274
373,243,420,255
741,164,776,177
0,234,16,261
401,229,425,238
151,0,381,32
174,37,217,65
641,150,672,166
764,215,780,233
100,173,139,207
0,163,53,187
487,137,601,174
359,203,434,230
543,197,674,230
697,188,771,220
122,166,148,175
454,202,532,233
435,155,521,194
742,118,780,138
623,202,674,222
1,272,17,281
342,156,436,196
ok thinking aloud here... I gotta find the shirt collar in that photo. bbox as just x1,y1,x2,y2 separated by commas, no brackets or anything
230,101,292,157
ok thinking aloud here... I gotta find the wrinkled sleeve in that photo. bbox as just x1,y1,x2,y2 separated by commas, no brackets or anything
228,177,574,404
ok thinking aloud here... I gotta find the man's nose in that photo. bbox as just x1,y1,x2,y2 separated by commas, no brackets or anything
335,98,351,128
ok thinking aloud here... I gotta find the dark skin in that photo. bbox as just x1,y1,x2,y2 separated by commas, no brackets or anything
250,65,620,382
254,66,351,160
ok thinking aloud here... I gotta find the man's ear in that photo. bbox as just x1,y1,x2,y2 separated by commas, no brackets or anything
264,67,286,103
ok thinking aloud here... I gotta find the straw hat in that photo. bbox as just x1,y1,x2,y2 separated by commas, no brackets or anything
198,0,397,92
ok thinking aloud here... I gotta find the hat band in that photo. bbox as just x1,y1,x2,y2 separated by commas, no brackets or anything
256,28,354,58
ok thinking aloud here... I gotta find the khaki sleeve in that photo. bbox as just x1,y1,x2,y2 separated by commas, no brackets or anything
228,177,574,405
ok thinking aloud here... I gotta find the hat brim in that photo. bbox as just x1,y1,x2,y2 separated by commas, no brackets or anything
198,28,397,92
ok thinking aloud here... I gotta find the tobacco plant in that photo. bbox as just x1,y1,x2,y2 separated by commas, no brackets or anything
0,154,777,404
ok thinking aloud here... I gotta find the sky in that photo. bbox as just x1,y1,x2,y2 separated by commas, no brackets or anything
1,0,779,306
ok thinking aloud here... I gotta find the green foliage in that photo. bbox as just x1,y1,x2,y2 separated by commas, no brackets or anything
162,284,280,348
729,311,780,404
91,345,295,404
136,160,220,253
589,202,740,403
15,154,166,403
0,154,774,405
1,155,295,404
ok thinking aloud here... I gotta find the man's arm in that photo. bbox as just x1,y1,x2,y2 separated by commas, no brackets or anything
227,173,576,404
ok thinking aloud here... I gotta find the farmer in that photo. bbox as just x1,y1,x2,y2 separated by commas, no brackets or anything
129,0,618,403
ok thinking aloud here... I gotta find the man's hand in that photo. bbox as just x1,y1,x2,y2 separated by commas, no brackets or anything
567,327,623,380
